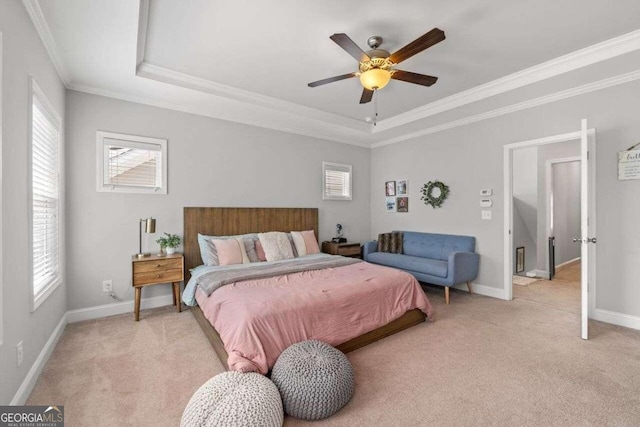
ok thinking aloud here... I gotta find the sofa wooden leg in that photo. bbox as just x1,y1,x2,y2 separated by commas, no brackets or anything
445,287,450,305
466,281,473,294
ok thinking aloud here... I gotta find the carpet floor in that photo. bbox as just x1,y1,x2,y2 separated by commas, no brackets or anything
27,280,640,426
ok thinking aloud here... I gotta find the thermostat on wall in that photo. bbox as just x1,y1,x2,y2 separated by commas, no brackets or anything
480,189,493,196
480,199,493,208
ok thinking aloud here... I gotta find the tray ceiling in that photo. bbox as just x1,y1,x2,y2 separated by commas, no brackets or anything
29,0,640,146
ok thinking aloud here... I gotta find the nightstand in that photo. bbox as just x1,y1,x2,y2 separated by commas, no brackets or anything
131,253,184,321
321,241,362,259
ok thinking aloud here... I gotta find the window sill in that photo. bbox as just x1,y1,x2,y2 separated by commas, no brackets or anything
32,278,62,312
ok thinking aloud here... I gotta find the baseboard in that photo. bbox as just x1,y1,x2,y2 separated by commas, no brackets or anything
593,308,640,331
10,312,68,405
454,282,507,300
67,294,174,323
556,257,581,271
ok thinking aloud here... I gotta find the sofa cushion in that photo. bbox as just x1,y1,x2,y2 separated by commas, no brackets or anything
366,252,448,278
400,231,475,261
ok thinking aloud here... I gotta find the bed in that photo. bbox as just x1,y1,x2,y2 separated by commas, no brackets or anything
183,207,432,373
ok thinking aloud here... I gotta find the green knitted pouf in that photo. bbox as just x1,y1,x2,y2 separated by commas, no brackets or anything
271,340,354,420
181,371,283,427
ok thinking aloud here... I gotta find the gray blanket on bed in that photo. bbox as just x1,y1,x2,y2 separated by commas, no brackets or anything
197,255,362,296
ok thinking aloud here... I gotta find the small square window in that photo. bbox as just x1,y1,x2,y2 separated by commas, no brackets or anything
323,162,352,201
96,131,167,194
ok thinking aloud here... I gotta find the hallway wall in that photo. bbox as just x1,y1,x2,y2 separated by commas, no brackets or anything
552,161,581,265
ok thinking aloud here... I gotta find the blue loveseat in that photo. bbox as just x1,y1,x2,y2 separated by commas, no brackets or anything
363,231,479,304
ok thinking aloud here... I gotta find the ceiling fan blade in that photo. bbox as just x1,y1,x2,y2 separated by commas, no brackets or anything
389,28,445,64
308,73,357,87
392,70,438,86
360,88,374,104
330,33,371,63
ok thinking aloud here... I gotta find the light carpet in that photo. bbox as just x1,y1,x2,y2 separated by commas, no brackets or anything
27,282,640,426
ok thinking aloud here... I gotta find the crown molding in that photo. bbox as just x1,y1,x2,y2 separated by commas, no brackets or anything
373,29,640,132
22,0,70,87
136,0,150,67
136,62,371,133
67,83,372,148
135,2,370,134
371,68,640,148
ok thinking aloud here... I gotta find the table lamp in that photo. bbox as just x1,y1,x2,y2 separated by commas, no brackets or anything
136,217,156,258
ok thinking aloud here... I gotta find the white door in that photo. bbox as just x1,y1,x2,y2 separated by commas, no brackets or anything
579,119,595,340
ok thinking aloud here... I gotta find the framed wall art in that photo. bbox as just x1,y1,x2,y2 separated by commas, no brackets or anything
397,197,409,213
385,181,396,196
396,179,408,195
386,197,397,212
516,247,525,273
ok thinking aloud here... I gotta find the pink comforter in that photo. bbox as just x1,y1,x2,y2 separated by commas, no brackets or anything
195,261,432,373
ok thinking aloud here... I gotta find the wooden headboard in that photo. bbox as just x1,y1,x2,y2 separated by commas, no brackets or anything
183,207,319,281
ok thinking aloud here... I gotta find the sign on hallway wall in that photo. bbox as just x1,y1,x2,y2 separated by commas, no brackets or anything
618,148,640,180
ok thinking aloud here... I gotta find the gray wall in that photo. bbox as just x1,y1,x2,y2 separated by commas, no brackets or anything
371,78,640,317
65,91,371,310
512,146,538,275
552,161,581,265
535,140,580,272
512,203,536,276
0,2,67,404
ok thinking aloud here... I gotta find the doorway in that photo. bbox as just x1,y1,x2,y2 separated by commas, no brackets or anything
503,122,596,339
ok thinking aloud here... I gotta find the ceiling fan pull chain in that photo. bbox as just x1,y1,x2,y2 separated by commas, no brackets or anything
373,90,378,127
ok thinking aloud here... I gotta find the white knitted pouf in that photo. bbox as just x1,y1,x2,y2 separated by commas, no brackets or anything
181,372,283,427
271,340,354,420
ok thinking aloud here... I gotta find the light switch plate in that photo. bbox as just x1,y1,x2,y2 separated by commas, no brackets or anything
480,189,493,196
481,210,492,220
480,199,493,208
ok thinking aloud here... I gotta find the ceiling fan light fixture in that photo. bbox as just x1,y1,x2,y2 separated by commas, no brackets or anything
359,68,391,91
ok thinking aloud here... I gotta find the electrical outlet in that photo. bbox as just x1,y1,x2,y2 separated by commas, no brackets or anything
17,341,24,367
481,210,492,220
102,280,113,293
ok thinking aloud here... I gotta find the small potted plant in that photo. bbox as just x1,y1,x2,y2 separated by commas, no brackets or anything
156,233,181,255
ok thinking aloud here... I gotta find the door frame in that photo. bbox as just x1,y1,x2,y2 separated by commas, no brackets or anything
503,129,596,319
546,156,581,273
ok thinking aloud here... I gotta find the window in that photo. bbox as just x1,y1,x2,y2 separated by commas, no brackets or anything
323,162,352,201
29,79,62,310
96,131,167,194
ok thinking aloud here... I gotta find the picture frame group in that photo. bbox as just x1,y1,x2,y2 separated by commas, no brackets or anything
385,180,409,212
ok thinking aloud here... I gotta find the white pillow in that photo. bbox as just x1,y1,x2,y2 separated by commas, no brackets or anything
258,232,295,262
290,231,307,256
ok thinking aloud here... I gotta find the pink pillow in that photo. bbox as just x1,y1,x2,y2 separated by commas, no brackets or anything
212,238,243,266
301,230,320,255
255,240,267,262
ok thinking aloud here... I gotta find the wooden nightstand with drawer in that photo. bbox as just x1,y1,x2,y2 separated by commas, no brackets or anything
321,241,362,259
131,253,184,321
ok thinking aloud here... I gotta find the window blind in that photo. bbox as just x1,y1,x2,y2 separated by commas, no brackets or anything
104,138,162,188
323,162,352,200
32,90,61,299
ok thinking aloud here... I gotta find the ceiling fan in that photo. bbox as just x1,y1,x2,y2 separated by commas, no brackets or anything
308,28,445,104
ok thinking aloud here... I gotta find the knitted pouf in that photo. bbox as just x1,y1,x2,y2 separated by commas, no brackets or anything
181,371,283,427
271,340,354,420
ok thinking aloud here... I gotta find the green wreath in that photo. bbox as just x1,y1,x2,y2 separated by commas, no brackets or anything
420,181,450,208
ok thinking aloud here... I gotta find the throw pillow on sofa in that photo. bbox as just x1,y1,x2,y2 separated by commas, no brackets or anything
377,232,403,254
